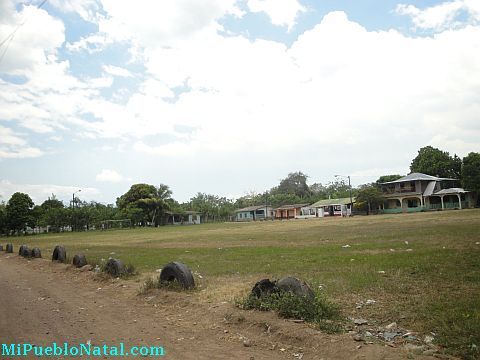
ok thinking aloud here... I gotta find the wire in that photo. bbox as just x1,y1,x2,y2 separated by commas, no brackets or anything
0,0,49,60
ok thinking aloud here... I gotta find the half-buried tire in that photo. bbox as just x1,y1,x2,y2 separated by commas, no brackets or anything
52,245,66,262
251,278,278,298
72,254,87,268
20,246,32,258
31,247,42,258
18,245,27,256
104,258,124,277
6,243,13,253
277,277,315,300
160,262,195,290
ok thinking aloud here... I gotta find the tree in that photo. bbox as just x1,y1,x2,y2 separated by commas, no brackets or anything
355,184,384,215
41,195,64,210
0,202,6,235
6,192,34,233
272,171,311,198
376,175,403,184
410,146,461,179
117,183,173,226
462,152,480,194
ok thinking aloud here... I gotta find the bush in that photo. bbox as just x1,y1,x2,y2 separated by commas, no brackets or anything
237,290,342,333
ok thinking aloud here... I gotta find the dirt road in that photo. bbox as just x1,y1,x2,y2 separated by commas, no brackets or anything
0,253,427,359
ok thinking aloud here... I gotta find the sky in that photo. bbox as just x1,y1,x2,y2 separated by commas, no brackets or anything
0,0,479,205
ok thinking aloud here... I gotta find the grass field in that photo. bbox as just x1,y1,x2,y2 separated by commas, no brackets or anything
3,209,480,358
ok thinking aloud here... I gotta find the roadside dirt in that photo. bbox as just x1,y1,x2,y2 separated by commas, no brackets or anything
0,253,432,359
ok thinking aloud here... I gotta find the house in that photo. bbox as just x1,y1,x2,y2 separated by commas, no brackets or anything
380,172,474,213
273,204,311,219
235,205,273,221
165,211,201,225
310,197,355,217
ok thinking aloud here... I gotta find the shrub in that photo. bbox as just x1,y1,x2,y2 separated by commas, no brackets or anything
237,290,342,333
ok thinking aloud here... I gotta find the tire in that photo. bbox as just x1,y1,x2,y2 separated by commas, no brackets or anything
52,245,66,262
21,246,32,258
251,278,278,298
160,262,195,290
0,245,3,251
104,258,124,277
72,254,87,268
31,248,42,258
277,277,315,300
18,245,27,256
6,243,13,253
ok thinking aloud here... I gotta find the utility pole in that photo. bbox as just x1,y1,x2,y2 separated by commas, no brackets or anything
335,175,353,216
72,189,81,231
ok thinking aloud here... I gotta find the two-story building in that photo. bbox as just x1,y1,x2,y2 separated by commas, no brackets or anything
380,173,473,213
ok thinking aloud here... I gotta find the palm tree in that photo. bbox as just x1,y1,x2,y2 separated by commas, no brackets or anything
137,184,173,226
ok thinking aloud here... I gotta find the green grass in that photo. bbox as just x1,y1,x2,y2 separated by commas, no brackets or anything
237,290,342,333
2,209,480,358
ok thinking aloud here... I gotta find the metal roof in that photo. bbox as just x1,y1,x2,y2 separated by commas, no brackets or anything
434,188,468,195
235,205,271,212
381,173,456,184
311,197,354,207
274,203,310,210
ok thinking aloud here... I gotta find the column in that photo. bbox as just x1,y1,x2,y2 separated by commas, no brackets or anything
441,195,444,210
457,194,462,209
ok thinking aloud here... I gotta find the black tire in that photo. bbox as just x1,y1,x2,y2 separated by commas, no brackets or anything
72,254,87,268
160,262,195,290
277,277,315,300
18,245,27,256
0,245,3,251
251,278,278,298
52,245,66,262
6,243,13,253
31,248,42,258
21,246,31,258
104,258,124,277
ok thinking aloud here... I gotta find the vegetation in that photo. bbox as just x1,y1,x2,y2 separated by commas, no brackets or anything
4,210,479,358
238,290,341,333
410,145,462,179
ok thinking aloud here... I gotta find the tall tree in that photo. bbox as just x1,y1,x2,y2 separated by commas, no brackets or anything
376,175,403,184
355,184,384,215
273,171,311,198
41,195,64,210
0,202,6,235
462,152,480,194
6,192,34,233
117,183,173,226
410,146,461,179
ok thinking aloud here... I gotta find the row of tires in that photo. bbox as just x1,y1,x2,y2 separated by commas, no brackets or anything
2,244,312,297
1,243,196,290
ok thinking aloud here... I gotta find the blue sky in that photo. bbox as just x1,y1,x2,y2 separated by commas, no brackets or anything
0,0,479,205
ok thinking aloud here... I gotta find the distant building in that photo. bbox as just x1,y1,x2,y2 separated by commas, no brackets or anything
273,204,311,219
310,198,354,217
165,211,201,225
379,172,474,213
235,205,273,221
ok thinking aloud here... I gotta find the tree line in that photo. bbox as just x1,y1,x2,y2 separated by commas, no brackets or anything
1,146,479,235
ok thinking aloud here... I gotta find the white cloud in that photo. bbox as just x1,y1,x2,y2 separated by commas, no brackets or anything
96,0,243,48
95,169,125,183
247,0,306,30
0,180,99,205
0,3,65,74
1,1,480,198
397,0,480,31
48,0,100,23
103,65,133,78
0,126,44,158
